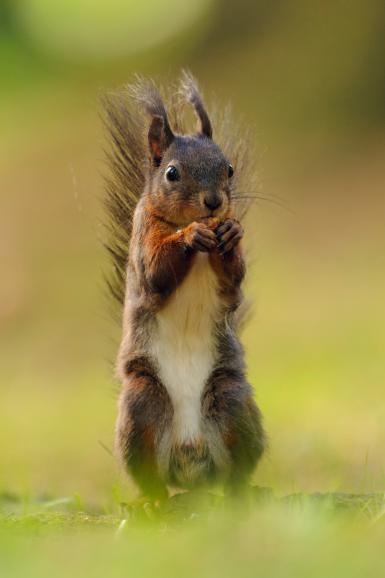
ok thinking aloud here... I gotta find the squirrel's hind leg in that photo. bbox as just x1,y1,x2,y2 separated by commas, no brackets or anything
203,371,266,494
116,360,172,501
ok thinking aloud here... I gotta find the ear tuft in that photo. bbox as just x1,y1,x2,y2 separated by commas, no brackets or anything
179,70,212,139
129,76,175,166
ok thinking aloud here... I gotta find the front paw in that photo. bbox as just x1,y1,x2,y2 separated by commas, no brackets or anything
184,222,217,253
216,219,243,254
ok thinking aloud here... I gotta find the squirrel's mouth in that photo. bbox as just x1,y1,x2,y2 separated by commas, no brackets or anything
197,211,219,221
167,204,228,228
202,205,228,219
205,204,228,219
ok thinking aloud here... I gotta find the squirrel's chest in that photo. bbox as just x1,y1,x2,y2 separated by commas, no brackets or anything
149,253,221,442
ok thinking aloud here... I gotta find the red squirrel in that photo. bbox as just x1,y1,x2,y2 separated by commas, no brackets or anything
103,71,265,499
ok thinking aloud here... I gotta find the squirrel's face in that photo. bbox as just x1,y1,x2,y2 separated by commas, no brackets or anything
148,136,234,226
140,73,236,226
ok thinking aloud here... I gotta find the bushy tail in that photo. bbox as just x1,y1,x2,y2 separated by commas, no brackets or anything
102,72,260,316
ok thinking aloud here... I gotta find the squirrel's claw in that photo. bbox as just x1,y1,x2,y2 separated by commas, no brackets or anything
185,222,217,253
216,219,243,254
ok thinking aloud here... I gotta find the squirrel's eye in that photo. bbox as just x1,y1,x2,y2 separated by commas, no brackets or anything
165,165,180,182
228,164,234,178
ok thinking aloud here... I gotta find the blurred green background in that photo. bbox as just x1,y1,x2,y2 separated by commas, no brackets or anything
1,0,384,509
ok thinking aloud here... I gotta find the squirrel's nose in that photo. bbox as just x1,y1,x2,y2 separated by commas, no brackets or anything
204,194,222,211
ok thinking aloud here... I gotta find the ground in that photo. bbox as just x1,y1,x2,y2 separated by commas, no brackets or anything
1,490,384,578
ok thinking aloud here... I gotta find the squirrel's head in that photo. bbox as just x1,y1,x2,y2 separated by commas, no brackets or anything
138,72,234,226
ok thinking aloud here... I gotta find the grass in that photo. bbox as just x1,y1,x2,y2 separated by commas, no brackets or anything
1,490,385,578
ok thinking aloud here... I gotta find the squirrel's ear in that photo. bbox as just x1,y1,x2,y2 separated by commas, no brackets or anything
148,115,174,166
180,70,212,139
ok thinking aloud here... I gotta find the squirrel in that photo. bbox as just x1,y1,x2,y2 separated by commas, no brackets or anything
102,71,266,499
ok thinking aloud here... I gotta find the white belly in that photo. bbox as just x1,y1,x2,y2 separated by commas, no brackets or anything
149,253,221,443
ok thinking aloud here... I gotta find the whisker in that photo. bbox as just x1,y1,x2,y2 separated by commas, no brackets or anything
233,191,293,213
